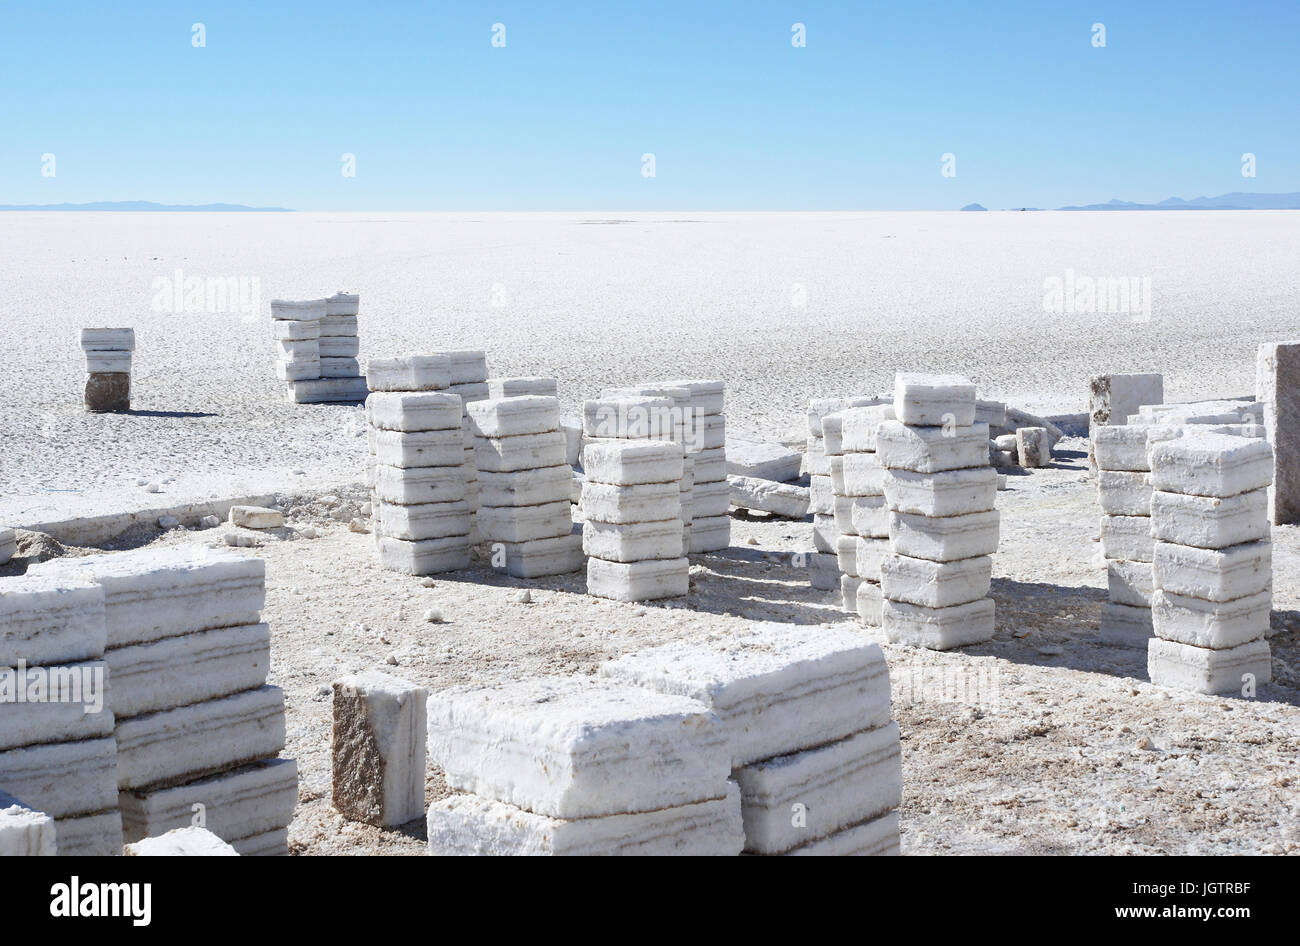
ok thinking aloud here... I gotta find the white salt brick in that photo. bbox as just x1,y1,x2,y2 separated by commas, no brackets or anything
728,475,809,519
881,597,995,650
0,659,113,751
835,534,859,577
1098,471,1152,516
1098,602,1153,646
561,418,583,468
657,378,726,415
286,376,368,403
587,557,689,601
804,437,829,476
875,421,989,473
275,338,319,363
366,354,452,392
692,446,727,483
1153,540,1271,603
0,736,119,819
881,553,991,608
271,319,320,341
821,413,847,457
893,373,976,427
373,427,465,468
270,299,325,321
52,810,124,856
840,405,895,453
582,397,677,439
488,530,585,578
808,551,839,590
832,494,854,535
229,505,284,529
0,792,57,856
580,482,680,524
275,358,319,382
780,809,900,856
810,474,836,514
842,453,887,497
0,576,106,667
1148,432,1273,498
1151,588,1270,650
467,396,560,438
318,336,359,358
1093,424,1181,472
1100,515,1154,562
581,440,682,486
855,536,890,580
888,509,999,562
476,501,571,543
857,580,883,625
1150,488,1269,549
692,479,730,518
474,430,567,473
333,671,427,828
807,397,879,438
849,495,889,538
688,515,730,553
488,376,558,398
883,467,998,517
812,513,837,553
79,327,136,350
378,500,472,541
106,623,269,718
840,573,863,612
477,465,571,507
85,350,133,373
1108,559,1153,607
1147,637,1271,694
583,519,683,563
975,399,1006,427
125,826,239,856
829,455,846,495
230,827,288,856
446,350,489,385
319,357,361,379
377,535,470,575
727,440,802,483
373,463,467,505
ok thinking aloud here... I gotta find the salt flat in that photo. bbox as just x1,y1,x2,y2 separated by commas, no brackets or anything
2,210,1296,507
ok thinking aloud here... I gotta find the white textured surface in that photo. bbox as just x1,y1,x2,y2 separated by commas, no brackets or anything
125,825,240,856
1152,540,1272,602
0,796,58,856
881,597,996,650
0,576,106,666
875,420,989,473
1147,638,1272,694
1149,433,1274,498
1151,588,1271,650
1150,488,1269,549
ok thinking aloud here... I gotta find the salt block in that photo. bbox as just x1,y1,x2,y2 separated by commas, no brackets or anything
821,413,847,457
691,446,727,483
881,597,995,650
810,474,836,514
857,580,883,626
476,501,571,543
1100,515,1154,563
52,810,124,856
31,547,265,649
323,289,360,315
274,338,320,362
888,509,999,562
274,358,319,382
839,574,863,612
271,319,320,341
223,827,286,856
1098,471,1153,517
120,757,298,846
1108,559,1153,608
467,396,560,439
842,453,887,497
374,463,467,505
1148,433,1273,499
840,405,895,453
106,623,270,719
1147,637,1271,694
443,350,488,385
0,528,16,565
490,530,585,578
1153,540,1270,603
319,336,359,358
975,399,1006,428
1151,588,1270,650
1016,427,1052,468
319,357,361,379
125,826,239,856
734,723,901,855
587,556,688,601
570,471,585,504
561,418,583,468
428,675,728,818
855,536,890,580
378,534,469,575
0,659,113,751
806,397,880,438
449,381,490,407
1088,374,1164,464
474,430,567,473
374,427,465,468
881,553,991,608
379,500,472,541
692,479,730,518
1150,488,1268,549
688,515,730,553
994,434,1018,451
580,481,680,524
332,671,427,828
366,354,452,392
583,519,683,563
477,465,571,508
488,377,558,399
812,513,837,553
876,421,990,473
832,495,855,535
84,372,130,412
726,439,802,483
601,624,892,766
656,378,727,415
0,792,57,856
849,495,889,538
581,440,682,486
0,576,106,667
1257,341,1300,524
728,475,809,519
804,436,829,476
115,686,286,790
270,299,325,321
0,736,119,819
883,467,998,517
85,350,133,373
835,534,859,578
1097,602,1153,647
582,396,677,439
808,551,839,590
893,373,976,427
828,455,846,495
780,809,900,856
80,327,136,351
228,505,284,529
285,377,368,403
427,782,743,856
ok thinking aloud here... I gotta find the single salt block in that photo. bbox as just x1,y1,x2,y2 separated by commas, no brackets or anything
374,463,468,505
84,372,130,412
379,500,472,542
0,737,120,819
583,518,683,563
84,350,133,373
377,535,471,575
887,509,999,562
806,396,880,438
1097,601,1153,647
726,439,802,483
854,536,890,581
285,377,368,403
269,299,325,321
832,494,855,535
0,575,106,667
1149,488,1268,549
1152,539,1271,602
857,579,883,626
580,481,680,525
835,534,859,578
228,505,284,529
690,480,729,518
1151,588,1270,650
0,791,57,856
1257,340,1300,524
655,378,727,415
466,396,560,438
586,556,688,601
325,291,360,316
319,335,359,358
366,354,452,392
881,597,995,650
271,319,320,341
477,465,571,507
125,826,239,856
80,327,136,351
839,404,894,453
1148,433,1273,498
319,357,361,379
808,550,839,590
373,427,465,468
841,453,887,498
582,439,682,486
875,421,990,473
780,809,900,856
810,473,836,513
488,376,559,399
804,436,830,476
882,467,998,517
1097,471,1152,517
476,501,571,544
849,495,889,538
728,475,809,519
333,670,428,828
474,430,567,473
880,553,992,608
1107,559,1153,607
443,350,488,385
812,512,837,553
50,810,123,856
840,573,863,612
582,396,677,439
893,373,976,427
488,530,585,578
1147,637,1271,695
1100,515,1154,562
688,515,729,553
1016,427,1052,468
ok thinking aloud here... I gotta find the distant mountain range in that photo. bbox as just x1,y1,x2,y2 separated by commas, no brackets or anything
0,200,293,212
961,192,1300,212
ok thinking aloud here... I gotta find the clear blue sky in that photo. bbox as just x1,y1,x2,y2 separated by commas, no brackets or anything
2,1,1296,210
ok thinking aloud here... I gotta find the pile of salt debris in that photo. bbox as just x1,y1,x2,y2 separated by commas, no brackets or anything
270,294,368,403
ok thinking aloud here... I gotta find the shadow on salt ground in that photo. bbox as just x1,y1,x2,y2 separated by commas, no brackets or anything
122,409,220,419
687,549,847,625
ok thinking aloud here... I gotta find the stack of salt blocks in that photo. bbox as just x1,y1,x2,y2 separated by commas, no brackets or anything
602,623,901,855
34,547,297,855
825,405,894,620
467,394,583,578
445,351,491,539
581,439,688,601
319,291,364,380
0,575,121,855
879,374,999,650
805,397,879,591
1147,433,1275,694
662,380,730,552
366,354,472,576
425,675,744,855
81,327,134,413
271,296,368,403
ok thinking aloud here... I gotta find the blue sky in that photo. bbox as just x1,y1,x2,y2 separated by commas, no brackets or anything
1,1,1296,210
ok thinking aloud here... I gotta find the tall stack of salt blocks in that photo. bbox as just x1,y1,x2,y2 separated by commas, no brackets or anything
425,676,744,855
661,380,730,553
827,405,894,620
1094,425,1160,644
1088,373,1163,468
467,395,583,578
805,397,879,591
0,576,121,855
0,790,57,855
33,547,297,855
581,440,688,602
272,296,368,403
366,354,472,575
446,351,491,538
601,624,901,855
1146,433,1274,694
332,670,427,827
879,374,998,650
81,328,134,412
1257,341,1300,525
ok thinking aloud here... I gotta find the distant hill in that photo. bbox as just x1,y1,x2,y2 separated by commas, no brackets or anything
1058,192,1300,211
960,203,987,211
0,200,293,212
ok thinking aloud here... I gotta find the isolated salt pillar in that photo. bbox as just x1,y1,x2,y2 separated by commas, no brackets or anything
1257,341,1300,525
1088,373,1163,467
332,670,428,827
80,327,134,412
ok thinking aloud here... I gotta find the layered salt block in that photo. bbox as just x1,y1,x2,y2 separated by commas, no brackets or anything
477,465,571,507
1100,516,1155,562
880,553,992,608
476,501,570,543
657,378,727,416
778,809,900,856
835,534,859,577
1108,559,1153,607
85,350,133,373
32,547,264,649
488,377,558,399
831,494,854,535
1148,433,1274,501
443,350,488,385
275,358,320,382
839,404,894,453
80,327,136,351
474,430,567,473
807,397,880,438
271,319,320,341
373,428,465,468
1016,427,1052,468
374,464,467,505
366,354,452,392
882,597,995,650
841,454,887,497
812,513,837,553
727,440,801,483
377,535,470,575
693,446,727,483
734,723,901,855
114,686,287,790
332,671,427,828
1257,341,1300,524
449,381,490,406
1098,471,1153,516
427,782,743,856
325,290,360,316
1098,602,1153,646
427,676,729,818
875,421,989,473
581,440,683,486
320,317,359,339
975,399,1007,428
84,372,130,412
0,792,57,856
0,659,113,751
857,580,883,626
561,418,582,468
804,436,829,476
491,530,585,578
228,505,284,529
105,623,270,718
1150,489,1268,549
378,500,472,542
1148,637,1271,694
120,757,297,846
883,467,998,517
1152,540,1271,603
820,412,847,457
601,625,892,766
840,574,864,611
0,528,16,565
808,551,839,590
583,519,683,562
0,576,106,667
809,474,836,514
1093,425,1168,472
320,357,361,379
125,826,239,856
849,496,889,538
582,396,677,439
318,335,359,358
580,482,679,524
1151,588,1270,650
855,536,890,579
691,480,730,519
893,373,976,427
688,516,729,553
270,299,326,321
275,338,319,363
587,557,688,602
286,377,368,403
0,737,119,819
467,396,559,439
727,475,809,519
228,827,288,856
888,509,999,562
52,811,124,856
